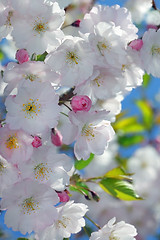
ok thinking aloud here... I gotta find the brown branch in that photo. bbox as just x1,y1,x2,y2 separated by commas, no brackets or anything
152,0,157,10
58,87,75,105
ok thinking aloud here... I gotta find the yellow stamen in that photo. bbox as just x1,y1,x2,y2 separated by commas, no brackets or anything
151,46,160,55
34,163,52,181
5,134,19,149
22,98,41,119
22,197,40,215
33,17,48,34
66,51,79,65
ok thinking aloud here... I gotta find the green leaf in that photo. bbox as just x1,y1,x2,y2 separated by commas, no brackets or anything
136,99,153,130
36,51,48,61
99,178,142,201
118,135,144,147
0,50,4,60
104,167,132,180
69,182,91,200
75,153,94,170
17,238,29,240
113,117,137,132
120,123,146,133
142,73,150,88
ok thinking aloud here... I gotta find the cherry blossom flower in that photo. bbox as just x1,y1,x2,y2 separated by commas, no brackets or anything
86,22,127,69
0,124,33,164
3,61,60,96
0,179,59,234
5,81,60,135
125,0,152,24
10,0,65,54
90,217,137,240
0,155,19,197
45,36,96,87
140,28,160,77
74,66,125,103
37,201,88,240
80,4,138,44
67,110,115,160
19,146,73,191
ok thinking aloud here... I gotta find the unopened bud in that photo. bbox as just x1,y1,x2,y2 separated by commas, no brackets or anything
57,190,70,202
16,49,29,64
32,136,42,148
71,95,92,113
129,39,143,51
51,128,63,147
71,19,81,27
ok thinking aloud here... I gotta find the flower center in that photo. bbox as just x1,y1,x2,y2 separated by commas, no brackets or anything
34,163,52,181
5,134,19,149
33,17,48,34
22,98,41,119
66,51,80,65
81,124,95,140
97,40,111,55
109,233,120,240
5,11,13,26
93,75,102,87
24,74,38,82
56,216,70,229
151,46,160,55
21,197,39,215
0,162,5,174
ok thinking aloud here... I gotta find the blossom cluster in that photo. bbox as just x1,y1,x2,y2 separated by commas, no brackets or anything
0,0,146,239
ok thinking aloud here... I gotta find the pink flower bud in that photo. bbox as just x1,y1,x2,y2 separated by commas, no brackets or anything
32,136,42,148
129,39,143,51
16,49,29,64
147,24,158,30
71,19,81,27
57,190,70,202
71,95,92,113
51,128,63,147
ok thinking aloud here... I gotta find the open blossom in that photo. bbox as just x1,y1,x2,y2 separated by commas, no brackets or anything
5,81,60,135
127,146,160,191
0,179,59,234
0,124,33,164
38,201,88,240
45,36,96,87
0,155,19,197
74,67,125,103
90,217,137,240
80,4,138,44
71,95,92,112
86,22,127,69
10,0,65,54
140,29,160,77
3,61,60,96
125,0,152,24
65,110,115,160
0,1,14,41
19,146,73,191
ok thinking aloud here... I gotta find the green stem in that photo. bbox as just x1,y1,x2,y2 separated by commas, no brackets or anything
60,112,69,118
85,215,101,229
83,226,90,237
